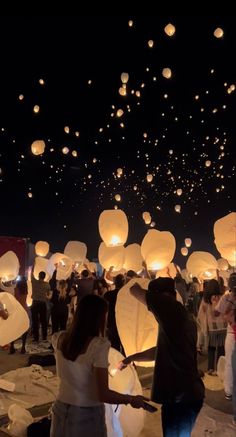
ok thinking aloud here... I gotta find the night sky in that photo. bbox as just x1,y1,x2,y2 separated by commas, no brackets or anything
0,16,235,266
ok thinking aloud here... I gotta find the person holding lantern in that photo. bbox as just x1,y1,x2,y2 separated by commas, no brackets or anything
121,277,205,437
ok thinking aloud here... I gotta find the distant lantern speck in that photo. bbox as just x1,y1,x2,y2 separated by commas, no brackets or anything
181,247,188,256
205,160,211,167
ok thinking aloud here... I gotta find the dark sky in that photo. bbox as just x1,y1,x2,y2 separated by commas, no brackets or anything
0,16,235,266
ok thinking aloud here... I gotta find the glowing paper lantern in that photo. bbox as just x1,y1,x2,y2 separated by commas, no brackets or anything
162,68,172,79
98,243,125,271
64,126,70,134
181,247,188,256
164,23,176,36
33,257,51,282
146,174,153,183
148,40,154,48
119,87,126,96
35,241,49,257
175,205,181,213
64,241,87,263
156,262,179,279
31,140,45,156
141,229,176,271
62,147,69,154
214,27,224,38
99,209,128,247
214,212,236,266
0,251,19,281
128,20,133,28
187,251,218,280
116,278,157,367
121,72,129,84
117,168,123,176
123,244,143,273
33,105,40,113
176,188,182,196
39,78,45,85
116,109,124,117
72,150,77,157
0,292,30,346
217,258,229,271
185,238,192,248
205,160,211,167
28,192,33,198
115,194,121,202
56,256,73,280
142,212,151,225
18,94,24,100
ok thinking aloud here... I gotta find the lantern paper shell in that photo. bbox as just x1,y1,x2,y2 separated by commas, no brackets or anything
156,262,179,279
0,251,19,281
214,212,236,267
142,212,151,225
64,241,87,263
0,292,30,346
205,160,211,167
31,140,45,156
187,251,218,280
146,174,153,183
35,241,49,257
217,258,229,271
106,347,145,437
33,257,51,282
164,23,176,36
214,27,224,38
115,194,121,202
162,68,172,79
56,256,73,280
123,244,143,273
99,209,128,247
141,229,176,271
184,238,192,248
98,243,125,272
121,72,129,83
176,188,182,196
181,247,189,256
116,278,157,367
175,205,181,213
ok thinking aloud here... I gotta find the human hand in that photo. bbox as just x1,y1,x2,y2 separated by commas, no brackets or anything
130,282,143,294
119,357,132,370
129,395,150,409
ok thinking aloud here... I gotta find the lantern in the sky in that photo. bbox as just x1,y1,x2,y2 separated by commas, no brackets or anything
98,242,125,271
119,87,126,96
31,140,45,156
205,160,211,167
99,209,128,247
162,68,172,79
187,251,218,280
116,109,124,118
116,278,157,367
181,247,188,256
62,147,69,154
115,194,121,202
214,212,236,266
117,168,123,176
217,258,229,271
33,257,51,282
64,241,87,263
146,174,153,183
72,150,77,157
0,251,19,282
141,229,176,271
0,292,30,346
142,212,151,225
148,40,154,48
214,27,224,38
35,241,49,257
121,72,129,84
64,126,70,134
185,238,192,248
175,204,181,213
56,256,73,280
123,244,143,273
33,105,40,113
164,23,176,37
176,188,182,196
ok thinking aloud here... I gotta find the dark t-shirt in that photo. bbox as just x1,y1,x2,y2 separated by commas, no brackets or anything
103,289,120,342
77,278,95,302
146,290,205,404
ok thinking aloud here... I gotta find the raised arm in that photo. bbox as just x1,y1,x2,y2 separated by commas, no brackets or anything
130,283,147,306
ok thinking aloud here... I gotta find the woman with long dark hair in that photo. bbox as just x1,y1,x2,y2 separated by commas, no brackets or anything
50,294,147,437
9,276,28,354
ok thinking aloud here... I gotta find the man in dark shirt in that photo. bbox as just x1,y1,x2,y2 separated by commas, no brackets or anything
121,277,204,436
77,270,95,303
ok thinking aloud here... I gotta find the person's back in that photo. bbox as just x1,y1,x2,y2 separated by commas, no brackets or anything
77,270,94,302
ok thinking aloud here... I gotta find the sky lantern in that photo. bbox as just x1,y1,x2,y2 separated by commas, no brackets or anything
187,251,218,280
164,23,176,36
146,174,153,183
33,105,40,113
98,242,125,271
75,131,80,137
148,39,154,48
176,188,182,196
121,72,129,84
123,243,143,273
28,192,33,198
64,241,87,264
205,160,211,167
18,94,24,100
185,238,192,247
115,194,121,202
35,241,49,257
181,247,188,256
128,20,133,27
175,204,181,213
0,292,30,346
141,229,176,271
117,168,123,176
99,209,128,247
0,251,19,282
162,68,172,79
39,78,45,85
31,140,45,156
217,258,229,271
72,150,77,157
116,109,124,117
33,256,51,281
56,256,73,280
214,27,224,38
142,211,151,225
62,147,69,154
214,212,236,267
64,126,70,134
116,278,158,367
119,87,126,96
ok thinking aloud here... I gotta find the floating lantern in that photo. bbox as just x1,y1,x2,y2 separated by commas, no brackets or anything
185,238,192,248
116,109,124,118
18,94,24,100
64,241,87,263
205,160,211,167
119,87,126,96
115,194,121,202
62,147,69,154
164,23,176,36
35,241,49,257
33,257,51,281
75,131,80,137
39,78,45,85
214,212,236,266
31,140,45,156
128,20,133,28
0,292,30,346
56,256,73,280
123,244,143,273
64,126,70,134
214,27,224,38
141,229,176,271
99,210,128,247
175,205,181,213
117,168,123,176
98,242,125,271
142,212,151,225
176,188,182,196
187,251,218,280
33,105,40,113
217,258,229,271
121,73,129,84
162,68,172,79
148,40,154,48
146,174,153,183
28,192,33,198
181,247,188,256
0,251,19,281
72,150,77,157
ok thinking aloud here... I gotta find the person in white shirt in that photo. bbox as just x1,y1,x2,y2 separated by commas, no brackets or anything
50,294,148,437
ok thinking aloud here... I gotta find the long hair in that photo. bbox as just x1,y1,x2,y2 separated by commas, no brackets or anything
60,294,108,361
57,279,67,299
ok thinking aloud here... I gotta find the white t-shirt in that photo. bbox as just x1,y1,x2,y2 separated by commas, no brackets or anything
215,291,234,334
52,332,110,407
